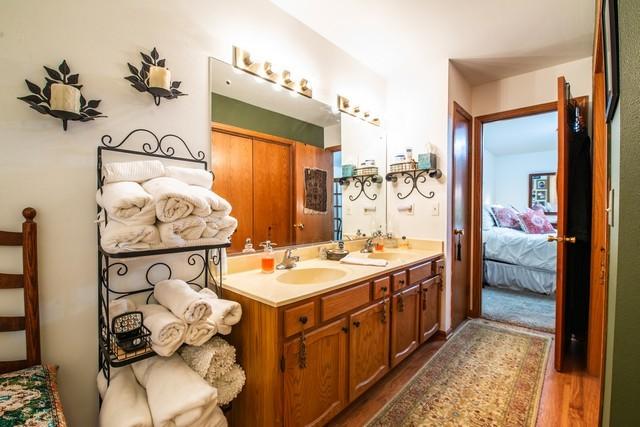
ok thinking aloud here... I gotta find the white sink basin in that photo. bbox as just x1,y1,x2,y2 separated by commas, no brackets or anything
368,252,407,262
277,268,347,285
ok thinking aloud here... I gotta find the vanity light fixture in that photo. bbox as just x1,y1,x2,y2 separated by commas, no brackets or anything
232,46,313,98
337,95,380,126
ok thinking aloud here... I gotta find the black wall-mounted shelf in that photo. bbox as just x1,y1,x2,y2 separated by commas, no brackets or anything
386,168,442,199
339,174,383,201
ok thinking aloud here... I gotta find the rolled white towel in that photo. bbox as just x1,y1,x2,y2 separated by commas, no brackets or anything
97,182,156,226
340,255,388,267
143,177,210,223
166,166,214,189
202,215,238,239
103,160,165,184
178,336,236,379
208,364,246,406
158,215,207,247
199,406,228,427
137,304,187,357
100,221,161,253
189,186,232,218
97,367,153,427
199,288,242,326
132,355,218,427
185,317,218,346
154,279,212,323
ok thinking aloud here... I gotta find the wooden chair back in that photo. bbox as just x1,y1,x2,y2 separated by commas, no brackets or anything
0,207,40,374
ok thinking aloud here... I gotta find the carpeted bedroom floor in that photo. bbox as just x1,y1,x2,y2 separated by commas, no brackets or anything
482,286,555,333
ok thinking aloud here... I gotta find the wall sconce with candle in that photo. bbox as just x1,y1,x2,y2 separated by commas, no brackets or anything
17,60,106,131
125,47,187,106
232,46,313,98
338,95,381,126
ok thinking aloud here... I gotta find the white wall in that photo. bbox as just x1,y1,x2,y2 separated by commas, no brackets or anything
0,1,386,425
482,150,496,205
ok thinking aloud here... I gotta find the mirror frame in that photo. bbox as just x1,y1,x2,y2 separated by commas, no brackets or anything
528,172,557,215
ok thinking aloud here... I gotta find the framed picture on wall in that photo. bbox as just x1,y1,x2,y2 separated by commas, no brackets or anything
602,0,619,122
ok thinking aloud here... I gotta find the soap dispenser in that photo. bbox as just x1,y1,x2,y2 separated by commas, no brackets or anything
259,241,276,273
242,237,256,253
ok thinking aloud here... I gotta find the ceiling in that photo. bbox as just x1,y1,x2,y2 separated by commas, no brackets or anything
271,0,595,85
483,111,557,156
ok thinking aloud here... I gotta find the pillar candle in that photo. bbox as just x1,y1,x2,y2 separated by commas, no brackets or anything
149,66,171,90
50,83,80,113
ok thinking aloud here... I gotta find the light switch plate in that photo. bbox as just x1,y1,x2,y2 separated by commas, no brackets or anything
430,201,439,216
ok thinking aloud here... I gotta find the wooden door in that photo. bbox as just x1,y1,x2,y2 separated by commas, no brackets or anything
211,130,253,252
390,284,419,368
451,102,472,329
349,299,390,401
283,318,348,427
253,139,292,247
293,142,334,244
419,276,440,343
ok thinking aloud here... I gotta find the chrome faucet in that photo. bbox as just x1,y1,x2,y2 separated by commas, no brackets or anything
277,248,300,270
360,238,375,253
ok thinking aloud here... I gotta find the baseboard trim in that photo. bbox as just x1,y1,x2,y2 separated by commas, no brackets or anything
435,327,454,340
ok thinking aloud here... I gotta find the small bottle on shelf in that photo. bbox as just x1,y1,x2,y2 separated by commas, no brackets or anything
259,241,276,273
242,237,256,253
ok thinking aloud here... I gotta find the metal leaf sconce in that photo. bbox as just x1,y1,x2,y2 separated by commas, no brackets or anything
17,60,106,131
125,48,187,106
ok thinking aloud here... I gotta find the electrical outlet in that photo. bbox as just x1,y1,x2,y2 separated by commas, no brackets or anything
430,201,439,216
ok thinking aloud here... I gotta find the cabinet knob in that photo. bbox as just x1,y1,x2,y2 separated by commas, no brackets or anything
353,320,361,328
299,316,308,325
341,326,349,333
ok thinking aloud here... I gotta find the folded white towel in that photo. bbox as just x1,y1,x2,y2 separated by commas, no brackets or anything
154,279,212,323
340,255,388,267
108,298,136,324
166,166,214,189
189,186,232,218
208,364,246,406
143,177,210,223
137,304,187,357
179,336,236,380
199,288,242,326
103,160,165,184
200,406,228,427
132,355,218,427
185,318,218,346
100,221,161,253
202,215,238,240
158,215,207,247
97,182,156,226
97,367,153,427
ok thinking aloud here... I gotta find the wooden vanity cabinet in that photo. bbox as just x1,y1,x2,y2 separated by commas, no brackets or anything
419,275,441,343
390,284,420,368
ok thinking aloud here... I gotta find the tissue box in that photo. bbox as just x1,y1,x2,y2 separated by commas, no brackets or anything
342,164,355,177
418,153,437,170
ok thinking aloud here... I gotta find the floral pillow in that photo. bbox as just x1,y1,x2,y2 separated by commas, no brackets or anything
518,208,555,234
490,206,522,230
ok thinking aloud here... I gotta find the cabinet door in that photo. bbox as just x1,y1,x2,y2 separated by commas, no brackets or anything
420,276,441,343
349,299,390,401
390,284,419,368
283,318,348,427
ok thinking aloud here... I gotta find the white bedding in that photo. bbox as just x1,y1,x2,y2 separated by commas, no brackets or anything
483,227,557,272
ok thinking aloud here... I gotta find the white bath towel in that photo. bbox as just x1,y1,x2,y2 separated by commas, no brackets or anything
179,336,236,380
154,279,212,323
132,355,218,427
166,166,214,189
103,160,165,184
202,215,238,239
158,215,207,247
189,186,232,218
201,406,228,427
340,255,388,267
216,324,232,335
208,364,246,405
199,288,242,326
100,221,161,253
108,298,136,323
185,317,218,346
97,182,156,225
143,177,210,223
97,367,153,427
137,304,187,357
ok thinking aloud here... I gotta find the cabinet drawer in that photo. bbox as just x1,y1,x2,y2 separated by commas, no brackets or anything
391,271,408,292
372,276,391,299
321,283,370,321
408,261,433,285
284,301,316,338
434,258,445,275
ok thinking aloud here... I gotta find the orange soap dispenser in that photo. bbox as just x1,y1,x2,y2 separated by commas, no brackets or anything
259,240,276,273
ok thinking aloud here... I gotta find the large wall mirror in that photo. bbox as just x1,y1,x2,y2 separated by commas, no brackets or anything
528,172,557,214
209,58,387,253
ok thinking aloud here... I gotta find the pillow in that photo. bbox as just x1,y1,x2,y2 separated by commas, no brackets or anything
518,208,555,234
482,207,495,230
490,206,522,230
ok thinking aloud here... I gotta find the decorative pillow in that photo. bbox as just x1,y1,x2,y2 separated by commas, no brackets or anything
0,364,67,426
518,209,555,234
490,206,522,230
482,207,495,230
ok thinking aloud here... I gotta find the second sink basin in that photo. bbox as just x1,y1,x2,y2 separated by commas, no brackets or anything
277,267,347,285
368,252,408,262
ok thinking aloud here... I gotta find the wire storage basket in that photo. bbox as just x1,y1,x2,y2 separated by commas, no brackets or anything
355,166,379,176
389,160,418,173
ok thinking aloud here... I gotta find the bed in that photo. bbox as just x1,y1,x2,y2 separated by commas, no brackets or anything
0,208,67,426
482,226,557,295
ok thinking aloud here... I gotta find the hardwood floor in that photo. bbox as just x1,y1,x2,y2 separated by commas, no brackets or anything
330,326,602,426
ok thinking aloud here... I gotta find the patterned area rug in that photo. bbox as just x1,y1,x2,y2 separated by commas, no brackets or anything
367,320,550,427
482,286,555,333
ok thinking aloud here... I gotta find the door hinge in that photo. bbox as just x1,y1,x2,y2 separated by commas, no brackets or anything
280,355,285,372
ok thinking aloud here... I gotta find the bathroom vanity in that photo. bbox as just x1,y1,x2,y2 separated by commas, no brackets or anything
222,244,444,426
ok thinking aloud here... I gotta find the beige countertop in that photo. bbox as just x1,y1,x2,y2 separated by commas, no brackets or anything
222,248,443,307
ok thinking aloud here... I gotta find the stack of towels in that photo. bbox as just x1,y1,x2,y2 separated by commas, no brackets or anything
110,279,242,357
97,160,238,253
179,337,246,406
